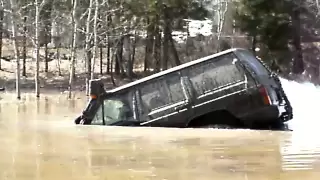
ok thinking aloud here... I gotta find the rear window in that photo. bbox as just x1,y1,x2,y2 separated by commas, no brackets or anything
235,50,270,76
181,53,247,96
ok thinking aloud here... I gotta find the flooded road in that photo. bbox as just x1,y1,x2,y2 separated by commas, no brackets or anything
1,82,320,180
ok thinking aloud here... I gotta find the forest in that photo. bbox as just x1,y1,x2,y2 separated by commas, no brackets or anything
0,0,319,99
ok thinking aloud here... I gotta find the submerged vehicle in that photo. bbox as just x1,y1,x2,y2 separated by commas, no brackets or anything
74,48,293,128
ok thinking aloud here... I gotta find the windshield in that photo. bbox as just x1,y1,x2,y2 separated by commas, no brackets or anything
91,98,133,125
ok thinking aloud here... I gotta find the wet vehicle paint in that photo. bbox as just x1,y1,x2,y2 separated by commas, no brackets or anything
74,48,293,129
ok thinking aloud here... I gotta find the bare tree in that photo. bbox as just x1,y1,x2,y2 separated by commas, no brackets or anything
8,0,21,99
68,0,78,99
85,0,93,96
91,0,99,80
215,0,228,52
0,1,3,71
34,0,45,97
22,16,27,77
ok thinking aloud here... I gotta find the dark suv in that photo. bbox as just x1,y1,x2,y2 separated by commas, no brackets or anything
74,48,293,129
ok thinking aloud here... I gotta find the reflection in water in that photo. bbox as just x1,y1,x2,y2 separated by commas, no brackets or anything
44,98,49,115
0,90,319,179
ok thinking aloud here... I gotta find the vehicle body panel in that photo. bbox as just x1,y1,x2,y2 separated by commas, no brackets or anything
134,71,193,127
74,48,293,128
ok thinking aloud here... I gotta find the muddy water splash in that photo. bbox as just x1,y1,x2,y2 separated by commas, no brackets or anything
280,78,320,171
0,79,319,180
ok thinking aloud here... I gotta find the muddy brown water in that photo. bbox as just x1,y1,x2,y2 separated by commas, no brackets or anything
0,93,320,180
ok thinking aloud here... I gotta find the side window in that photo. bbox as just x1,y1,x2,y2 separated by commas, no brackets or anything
139,79,170,111
213,54,246,87
138,73,187,114
91,91,135,125
165,73,185,104
182,53,246,96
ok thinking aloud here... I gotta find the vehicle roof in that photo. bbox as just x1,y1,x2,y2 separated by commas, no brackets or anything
106,48,246,94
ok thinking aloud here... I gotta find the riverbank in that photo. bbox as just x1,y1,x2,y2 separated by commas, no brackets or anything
0,54,140,100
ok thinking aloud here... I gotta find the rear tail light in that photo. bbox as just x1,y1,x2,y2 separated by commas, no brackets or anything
259,86,271,105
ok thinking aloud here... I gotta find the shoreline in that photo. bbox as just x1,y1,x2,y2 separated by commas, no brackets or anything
0,89,89,102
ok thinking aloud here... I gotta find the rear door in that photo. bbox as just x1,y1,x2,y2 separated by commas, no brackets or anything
234,49,280,104
180,52,255,118
136,71,193,127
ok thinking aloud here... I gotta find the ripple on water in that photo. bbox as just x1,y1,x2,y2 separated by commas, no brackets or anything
0,78,319,179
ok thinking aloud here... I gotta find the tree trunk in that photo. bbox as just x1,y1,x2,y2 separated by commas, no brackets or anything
124,34,133,80
91,0,99,80
41,2,52,73
35,0,41,98
56,43,61,76
98,13,103,75
115,36,124,75
44,35,48,72
99,45,103,75
131,32,137,74
153,16,161,73
90,0,99,80
216,0,228,52
56,33,61,76
185,21,190,57
110,50,116,87
107,35,110,73
106,14,112,74
114,49,121,75
144,17,154,72
85,0,93,95
68,0,78,99
162,20,169,71
9,0,21,99
169,33,181,66
0,6,3,70
291,8,304,74
22,16,27,77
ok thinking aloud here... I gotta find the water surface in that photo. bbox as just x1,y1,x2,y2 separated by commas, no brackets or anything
0,79,320,180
